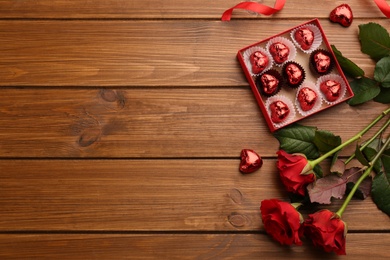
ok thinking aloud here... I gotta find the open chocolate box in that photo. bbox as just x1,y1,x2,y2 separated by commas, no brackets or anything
237,19,354,132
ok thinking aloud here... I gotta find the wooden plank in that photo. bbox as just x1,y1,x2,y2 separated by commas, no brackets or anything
0,0,386,19
0,159,388,231
1,19,389,87
0,88,388,158
0,233,389,259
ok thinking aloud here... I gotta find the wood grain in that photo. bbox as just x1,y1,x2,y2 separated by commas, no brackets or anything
0,233,389,259
1,0,389,257
0,88,388,158
1,159,388,231
0,0,386,19
1,19,389,87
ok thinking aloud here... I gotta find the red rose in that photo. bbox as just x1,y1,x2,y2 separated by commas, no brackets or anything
260,199,303,246
303,210,347,255
276,150,315,196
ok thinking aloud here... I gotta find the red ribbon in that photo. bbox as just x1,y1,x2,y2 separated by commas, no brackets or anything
222,0,390,21
374,0,390,17
221,0,286,21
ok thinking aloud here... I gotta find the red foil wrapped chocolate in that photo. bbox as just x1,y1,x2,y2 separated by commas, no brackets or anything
329,4,353,27
294,27,314,50
320,79,342,102
239,149,263,174
297,87,318,111
256,69,282,97
269,42,290,64
310,49,334,75
269,100,290,123
250,51,269,74
283,61,305,88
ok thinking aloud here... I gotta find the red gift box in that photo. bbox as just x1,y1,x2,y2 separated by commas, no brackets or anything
237,19,354,132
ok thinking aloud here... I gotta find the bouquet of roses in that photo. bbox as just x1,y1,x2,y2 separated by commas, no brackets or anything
260,22,390,255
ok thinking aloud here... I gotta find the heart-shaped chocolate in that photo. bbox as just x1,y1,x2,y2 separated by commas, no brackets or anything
297,87,317,111
250,51,269,74
320,80,341,102
260,74,279,94
294,27,314,50
256,69,282,97
239,149,263,174
283,62,305,87
329,4,353,27
270,100,290,123
311,50,333,75
269,42,289,64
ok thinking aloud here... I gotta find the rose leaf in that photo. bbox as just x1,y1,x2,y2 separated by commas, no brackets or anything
273,124,319,159
355,144,370,166
330,158,345,175
307,174,346,204
343,167,371,199
314,164,323,179
372,152,390,216
373,86,390,104
347,77,381,106
313,130,342,155
331,45,365,78
359,23,390,61
374,56,390,88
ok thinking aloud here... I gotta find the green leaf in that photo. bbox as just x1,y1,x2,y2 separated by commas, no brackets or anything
313,130,342,155
363,139,390,173
355,144,370,166
363,146,383,173
314,164,323,179
374,57,390,88
359,23,390,61
372,152,390,216
347,77,381,105
331,45,365,78
273,124,319,159
373,86,390,104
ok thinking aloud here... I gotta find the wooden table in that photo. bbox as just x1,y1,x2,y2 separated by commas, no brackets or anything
0,1,389,259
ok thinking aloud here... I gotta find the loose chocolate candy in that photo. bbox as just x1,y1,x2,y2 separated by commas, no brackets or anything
283,62,304,87
298,87,317,111
270,100,290,123
311,50,333,75
294,27,314,50
239,149,263,174
320,80,341,102
269,42,289,64
329,4,353,27
250,51,269,74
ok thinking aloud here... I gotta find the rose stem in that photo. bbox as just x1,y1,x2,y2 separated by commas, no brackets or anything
344,117,390,165
336,134,390,218
309,107,390,168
